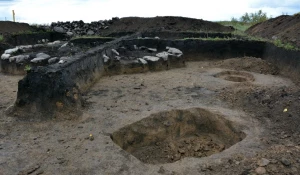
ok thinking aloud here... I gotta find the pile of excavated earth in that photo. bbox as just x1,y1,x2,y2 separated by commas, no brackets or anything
0,16,300,175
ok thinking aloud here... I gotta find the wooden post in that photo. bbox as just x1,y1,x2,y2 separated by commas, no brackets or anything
12,10,15,22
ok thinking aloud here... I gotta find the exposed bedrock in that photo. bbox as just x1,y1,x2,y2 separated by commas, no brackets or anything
10,36,300,120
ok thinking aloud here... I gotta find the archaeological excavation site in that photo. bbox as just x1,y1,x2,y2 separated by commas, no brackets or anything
1,15,300,174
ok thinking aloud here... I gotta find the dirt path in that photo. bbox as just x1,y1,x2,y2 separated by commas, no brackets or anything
1,58,300,175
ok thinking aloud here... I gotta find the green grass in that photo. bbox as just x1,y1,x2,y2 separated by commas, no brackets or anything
218,21,253,32
0,35,3,42
273,39,298,51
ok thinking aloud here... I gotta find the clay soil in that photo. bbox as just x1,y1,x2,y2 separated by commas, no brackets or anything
1,57,300,175
246,14,300,47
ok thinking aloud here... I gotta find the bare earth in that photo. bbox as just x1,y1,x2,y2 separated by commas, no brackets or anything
1,58,300,175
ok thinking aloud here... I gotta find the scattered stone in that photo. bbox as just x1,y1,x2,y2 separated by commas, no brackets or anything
4,47,19,54
103,54,110,63
281,158,291,166
255,167,266,174
166,47,183,55
54,26,66,33
143,56,160,62
58,60,65,64
1,53,10,60
158,166,166,174
147,48,157,52
66,32,73,36
257,158,270,167
36,53,51,59
111,49,119,56
156,52,169,61
155,36,160,39
87,30,95,35
60,43,68,48
138,58,147,64
15,55,30,63
48,57,59,64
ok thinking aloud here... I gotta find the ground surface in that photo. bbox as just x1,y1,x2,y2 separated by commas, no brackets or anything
1,57,300,175
246,14,300,47
0,21,34,35
101,16,233,35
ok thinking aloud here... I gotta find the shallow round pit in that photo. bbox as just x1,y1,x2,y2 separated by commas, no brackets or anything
111,108,245,164
214,71,255,82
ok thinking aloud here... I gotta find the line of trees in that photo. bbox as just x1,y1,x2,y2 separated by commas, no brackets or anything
231,10,269,24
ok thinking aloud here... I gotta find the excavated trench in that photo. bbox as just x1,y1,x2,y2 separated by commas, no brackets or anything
111,108,246,164
214,71,255,82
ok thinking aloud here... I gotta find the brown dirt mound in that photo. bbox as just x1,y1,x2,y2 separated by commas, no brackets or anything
0,21,34,35
102,16,234,35
246,14,300,47
211,57,279,75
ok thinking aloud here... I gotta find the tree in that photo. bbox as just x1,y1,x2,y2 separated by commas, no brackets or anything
234,10,269,24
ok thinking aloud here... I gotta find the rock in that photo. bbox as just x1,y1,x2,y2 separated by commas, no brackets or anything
147,48,157,52
1,53,10,60
281,158,291,166
103,54,110,63
155,36,160,39
14,55,29,63
158,166,166,174
143,56,160,62
66,32,73,36
139,46,148,50
138,58,148,64
4,47,19,54
48,57,59,64
87,30,95,35
36,53,50,59
60,43,68,48
18,45,32,50
58,60,65,64
257,158,270,167
54,26,66,33
255,167,266,174
156,52,169,61
166,47,183,56
133,45,138,50
47,41,61,47
115,56,121,61
111,49,119,56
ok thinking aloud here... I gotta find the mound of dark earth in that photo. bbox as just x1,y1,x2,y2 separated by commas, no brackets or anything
246,14,300,47
50,16,234,37
0,21,35,35
102,16,234,34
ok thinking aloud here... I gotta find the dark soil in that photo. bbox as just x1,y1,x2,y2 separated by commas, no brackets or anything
246,14,300,47
0,21,35,35
101,16,234,35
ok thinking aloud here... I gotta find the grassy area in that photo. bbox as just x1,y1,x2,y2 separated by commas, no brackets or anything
218,21,253,32
273,39,299,51
0,35,3,42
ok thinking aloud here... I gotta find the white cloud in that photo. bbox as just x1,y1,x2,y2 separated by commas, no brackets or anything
0,0,299,23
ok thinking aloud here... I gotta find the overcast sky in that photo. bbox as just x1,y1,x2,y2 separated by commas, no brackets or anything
0,0,299,24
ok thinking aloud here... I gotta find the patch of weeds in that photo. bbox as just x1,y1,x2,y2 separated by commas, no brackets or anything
24,65,31,72
0,35,3,42
273,39,298,50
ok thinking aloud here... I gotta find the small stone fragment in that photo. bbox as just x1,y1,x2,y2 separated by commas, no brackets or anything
255,167,266,174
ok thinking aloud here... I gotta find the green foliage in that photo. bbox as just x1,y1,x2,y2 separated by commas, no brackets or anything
232,10,269,25
273,39,297,50
294,12,300,16
24,65,31,72
219,21,252,32
0,35,3,42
